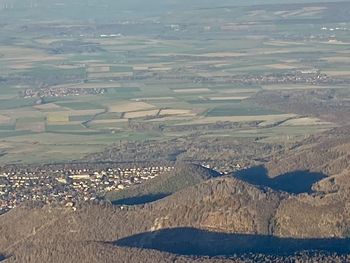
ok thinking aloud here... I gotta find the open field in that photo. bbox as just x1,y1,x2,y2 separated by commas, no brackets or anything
88,72,133,79
90,119,128,124
280,117,334,126
47,113,70,123
176,114,297,125
124,110,159,119
0,115,11,124
33,103,61,110
15,121,46,132
0,0,349,164
322,71,350,77
160,109,194,116
208,96,250,101
1,3,350,263
173,88,212,94
262,85,350,91
50,82,122,89
107,101,156,113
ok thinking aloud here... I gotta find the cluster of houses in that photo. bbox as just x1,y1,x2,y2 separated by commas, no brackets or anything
22,87,106,98
201,162,242,175
0,165,174,215
321,26,348,31
228,71,336,85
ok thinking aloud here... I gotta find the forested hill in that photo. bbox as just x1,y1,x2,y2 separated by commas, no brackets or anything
107,163,221,205
2,175,350,262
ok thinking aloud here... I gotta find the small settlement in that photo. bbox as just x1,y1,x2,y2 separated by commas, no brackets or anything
0,165,174,214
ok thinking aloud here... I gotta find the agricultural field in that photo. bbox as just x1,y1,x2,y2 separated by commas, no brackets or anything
0,0,349,164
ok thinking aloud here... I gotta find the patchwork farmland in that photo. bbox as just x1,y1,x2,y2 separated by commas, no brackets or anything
0,0,349,164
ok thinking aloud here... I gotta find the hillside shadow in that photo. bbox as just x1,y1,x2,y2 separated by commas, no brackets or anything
114,227,350,256
233,165,326,194
112,193,170,205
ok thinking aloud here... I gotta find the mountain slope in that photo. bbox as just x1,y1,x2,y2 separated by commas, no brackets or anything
274,191,350,238
266,126,350,178
107,163,221,205
0,178,285,258
2,176,350,262
145,177,285,235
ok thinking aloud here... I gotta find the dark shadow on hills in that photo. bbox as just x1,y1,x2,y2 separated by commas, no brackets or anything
112,193,170,205
233,165,326,194
110,164,221,206
114,227,350,257
0,255,5,261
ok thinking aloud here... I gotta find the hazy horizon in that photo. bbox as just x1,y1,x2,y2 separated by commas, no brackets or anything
0,0,346,22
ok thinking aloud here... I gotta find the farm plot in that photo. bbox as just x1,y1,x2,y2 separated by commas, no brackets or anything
15,121,46,133
88,119,129,130
107,101,156,113
217,88,261,94
46,124,87,132
280,117,334,126
124,110,159,119
33,103,61,110
0,46,65,63
15,117,46,132
261,85,347,91
0,1,346,166
177,114,297,125
206,104,280,117
173,88,212,94
46,112,70,123
55,101,104,111
88,72,133,79
207,96,250,101
50,82,122,89
322,70,350,77
0,115,11,124
46,109,105,126
87,66,111,73
159,109,195,116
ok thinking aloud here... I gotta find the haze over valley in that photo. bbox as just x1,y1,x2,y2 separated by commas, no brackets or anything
0,0,349,262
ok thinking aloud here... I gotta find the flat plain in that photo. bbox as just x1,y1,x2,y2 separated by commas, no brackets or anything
0,0,349,164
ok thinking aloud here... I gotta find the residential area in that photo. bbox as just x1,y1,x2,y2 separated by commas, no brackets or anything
0,165,174,214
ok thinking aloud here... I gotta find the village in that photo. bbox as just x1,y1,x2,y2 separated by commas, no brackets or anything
22,87,107,98
0,165,174,215
20,70,345,99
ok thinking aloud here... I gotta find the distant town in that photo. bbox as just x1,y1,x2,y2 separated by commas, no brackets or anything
0,165,175,215
20,71,345,99
22,87,107,98
0,160,243,215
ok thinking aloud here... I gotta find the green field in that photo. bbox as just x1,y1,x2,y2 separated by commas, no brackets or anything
0,0,348,164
